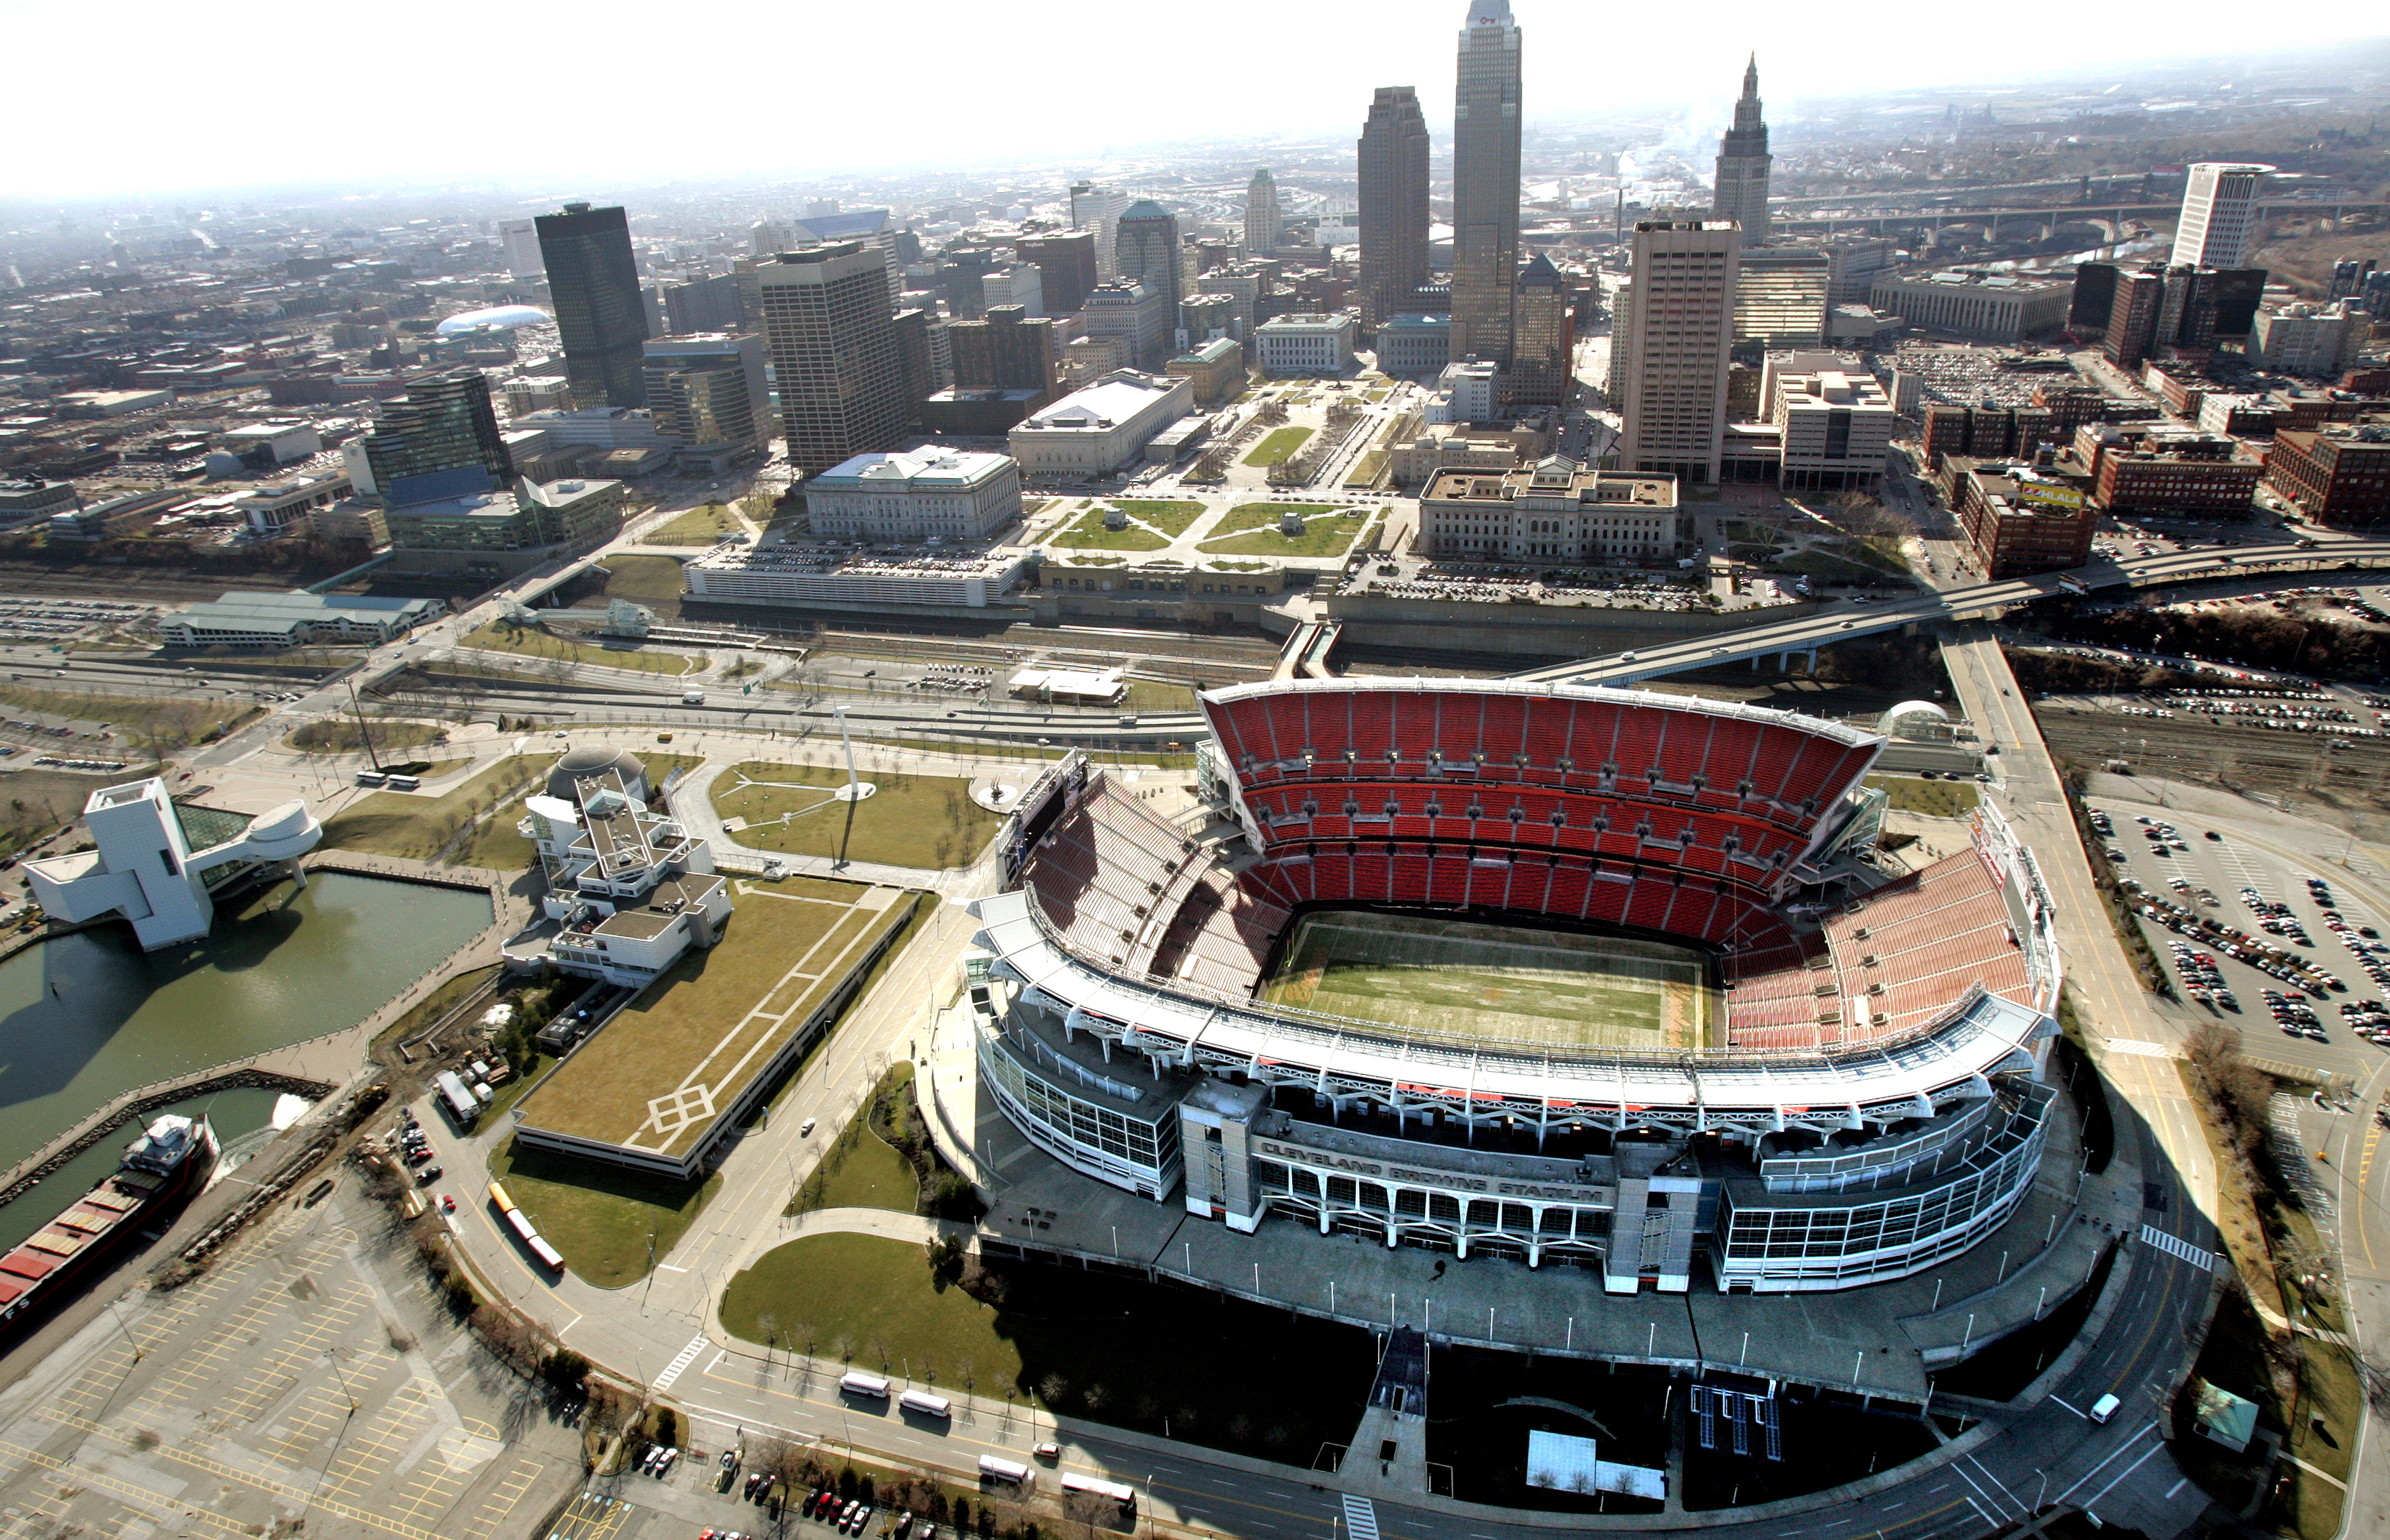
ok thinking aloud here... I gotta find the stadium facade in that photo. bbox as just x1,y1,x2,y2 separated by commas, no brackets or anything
969,679,2061,1295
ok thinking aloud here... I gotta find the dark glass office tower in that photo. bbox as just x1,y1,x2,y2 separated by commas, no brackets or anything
1450,0,1522,367
535,202,651,408
1357,86,1432,326
361,368,513,505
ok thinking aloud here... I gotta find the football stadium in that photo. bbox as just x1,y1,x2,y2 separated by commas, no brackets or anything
969,678,2061,1295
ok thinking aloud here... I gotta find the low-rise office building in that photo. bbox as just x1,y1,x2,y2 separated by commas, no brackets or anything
1954,464,2095,576
683,543,1034,608
2093,444,2263,517
1007,370,1193,477
1375,313,1452,377
804,446,1022,541
156,591,443,648
1255,313,1358,376
235,469,351,536
1767,360,1895,491
385,477,623,557
1419,455,1681,564
1167,336,1245,408
1867,271,2071,343
2265,422,2390,528
2252,302,2370,377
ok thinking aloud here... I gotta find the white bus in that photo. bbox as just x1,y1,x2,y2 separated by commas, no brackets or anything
1060,1474,1135,1515
977,1455,1032,1486
898,1389,952,1419
839,1371,892,1399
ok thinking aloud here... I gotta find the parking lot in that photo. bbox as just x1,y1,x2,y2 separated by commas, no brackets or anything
2090,792,2390,1082
0,1184,584,1539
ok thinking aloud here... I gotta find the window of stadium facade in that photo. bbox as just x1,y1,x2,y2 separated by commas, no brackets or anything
966,682,2064,1294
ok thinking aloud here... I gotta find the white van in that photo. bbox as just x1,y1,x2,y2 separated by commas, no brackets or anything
2088,1393,2121,1424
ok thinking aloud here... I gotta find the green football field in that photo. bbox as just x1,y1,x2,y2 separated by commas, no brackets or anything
1260,911,1716,1049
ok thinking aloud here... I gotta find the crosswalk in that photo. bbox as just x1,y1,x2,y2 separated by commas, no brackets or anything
651,1334,708,1393
1341,1494,1379,1540
2139,1224,2218,1272
2103,1038,2177,1058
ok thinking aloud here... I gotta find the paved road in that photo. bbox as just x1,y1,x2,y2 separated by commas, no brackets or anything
1513,538,2390,689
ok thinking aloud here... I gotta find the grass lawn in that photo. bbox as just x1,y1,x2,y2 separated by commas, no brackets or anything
712,761,999,870
1199,503,1367,560
1343,450,1388,488
1263,911,1713,1049
595,554,690,613
804,1061,921,1214
0,684,247,747
321,755,548,861
464,620,696,676
1866,773,1982,818
1242,426,1315,467
286,719,446,755
1774,549,1885,583
1122,679,1197,712
517,884,902,1153
719,1233,1378,1463
646,503,742,546
489,1137,720,1289
1106,500,1207,536
480,1053,554,1124
1045,508,1169,554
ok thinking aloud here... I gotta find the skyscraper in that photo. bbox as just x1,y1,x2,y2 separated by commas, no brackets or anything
1358,86,1432,326
1616,221,1740,485
534,203,651,409
1504,253,1572,407
497,219,544,280
360,369,514,507
2171,163,2274,270
1071,183,1131,278
1244,170,1282,256
1450,0,1523,367
1017,231,1099,315
751,242,909,475
1114,201,1183,322
1713,55,1772,247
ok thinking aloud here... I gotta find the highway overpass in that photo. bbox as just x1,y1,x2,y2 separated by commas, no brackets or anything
1508,538,2390,689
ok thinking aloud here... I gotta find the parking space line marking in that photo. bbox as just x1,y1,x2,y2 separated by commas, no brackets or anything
463,1454,545,1540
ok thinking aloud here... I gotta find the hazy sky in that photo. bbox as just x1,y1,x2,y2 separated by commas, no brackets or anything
6,0,2384,200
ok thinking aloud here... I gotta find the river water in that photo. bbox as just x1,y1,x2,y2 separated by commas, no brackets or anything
0,871,493,1246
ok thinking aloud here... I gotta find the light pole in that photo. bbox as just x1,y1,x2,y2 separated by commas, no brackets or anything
325,1349,358,1415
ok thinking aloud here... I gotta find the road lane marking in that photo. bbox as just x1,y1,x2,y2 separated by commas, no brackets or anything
2138,1224,2218,1271
2055,1424,2160,1507
651,1333,709,1392
2082,1438,2167,1514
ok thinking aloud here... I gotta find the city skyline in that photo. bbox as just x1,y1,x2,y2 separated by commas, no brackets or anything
4,4,2384,199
